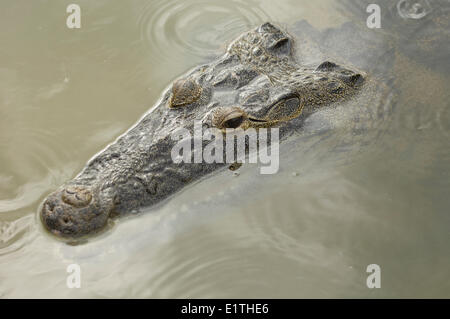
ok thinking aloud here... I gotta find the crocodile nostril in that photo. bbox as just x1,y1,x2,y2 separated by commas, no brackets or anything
61,186,92,208
45,202,55,212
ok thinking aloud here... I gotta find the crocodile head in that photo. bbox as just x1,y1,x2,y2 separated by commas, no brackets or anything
41,23,364,239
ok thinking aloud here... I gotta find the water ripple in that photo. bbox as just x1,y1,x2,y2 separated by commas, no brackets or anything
137,0,271,61
397,0,432,19
0,126,78,214
0,215,35,256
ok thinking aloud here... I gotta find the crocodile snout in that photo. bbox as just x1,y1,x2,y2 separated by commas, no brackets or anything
41,186,112,238
61,186,92,208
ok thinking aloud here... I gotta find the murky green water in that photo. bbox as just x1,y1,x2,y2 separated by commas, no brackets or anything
0,0,449,298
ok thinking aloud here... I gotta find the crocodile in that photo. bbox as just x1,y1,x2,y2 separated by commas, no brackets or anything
40,23,364,238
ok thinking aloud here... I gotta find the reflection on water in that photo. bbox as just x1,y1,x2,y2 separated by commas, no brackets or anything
0,0,449,298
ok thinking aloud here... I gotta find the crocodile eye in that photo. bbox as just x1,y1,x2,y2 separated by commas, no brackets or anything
223,115,244,128
212,107,247,129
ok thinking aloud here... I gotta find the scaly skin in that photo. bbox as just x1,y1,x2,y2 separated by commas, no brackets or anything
41,23,364,238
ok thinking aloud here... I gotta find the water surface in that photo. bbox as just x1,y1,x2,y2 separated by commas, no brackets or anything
0,0,449,298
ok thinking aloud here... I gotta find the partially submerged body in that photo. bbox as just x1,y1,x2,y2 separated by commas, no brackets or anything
40,23,364,238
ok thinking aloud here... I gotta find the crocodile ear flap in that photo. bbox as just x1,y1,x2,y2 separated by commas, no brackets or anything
267,37,291,56
169,78,202,108
316,61,338,72
258,23,292,56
